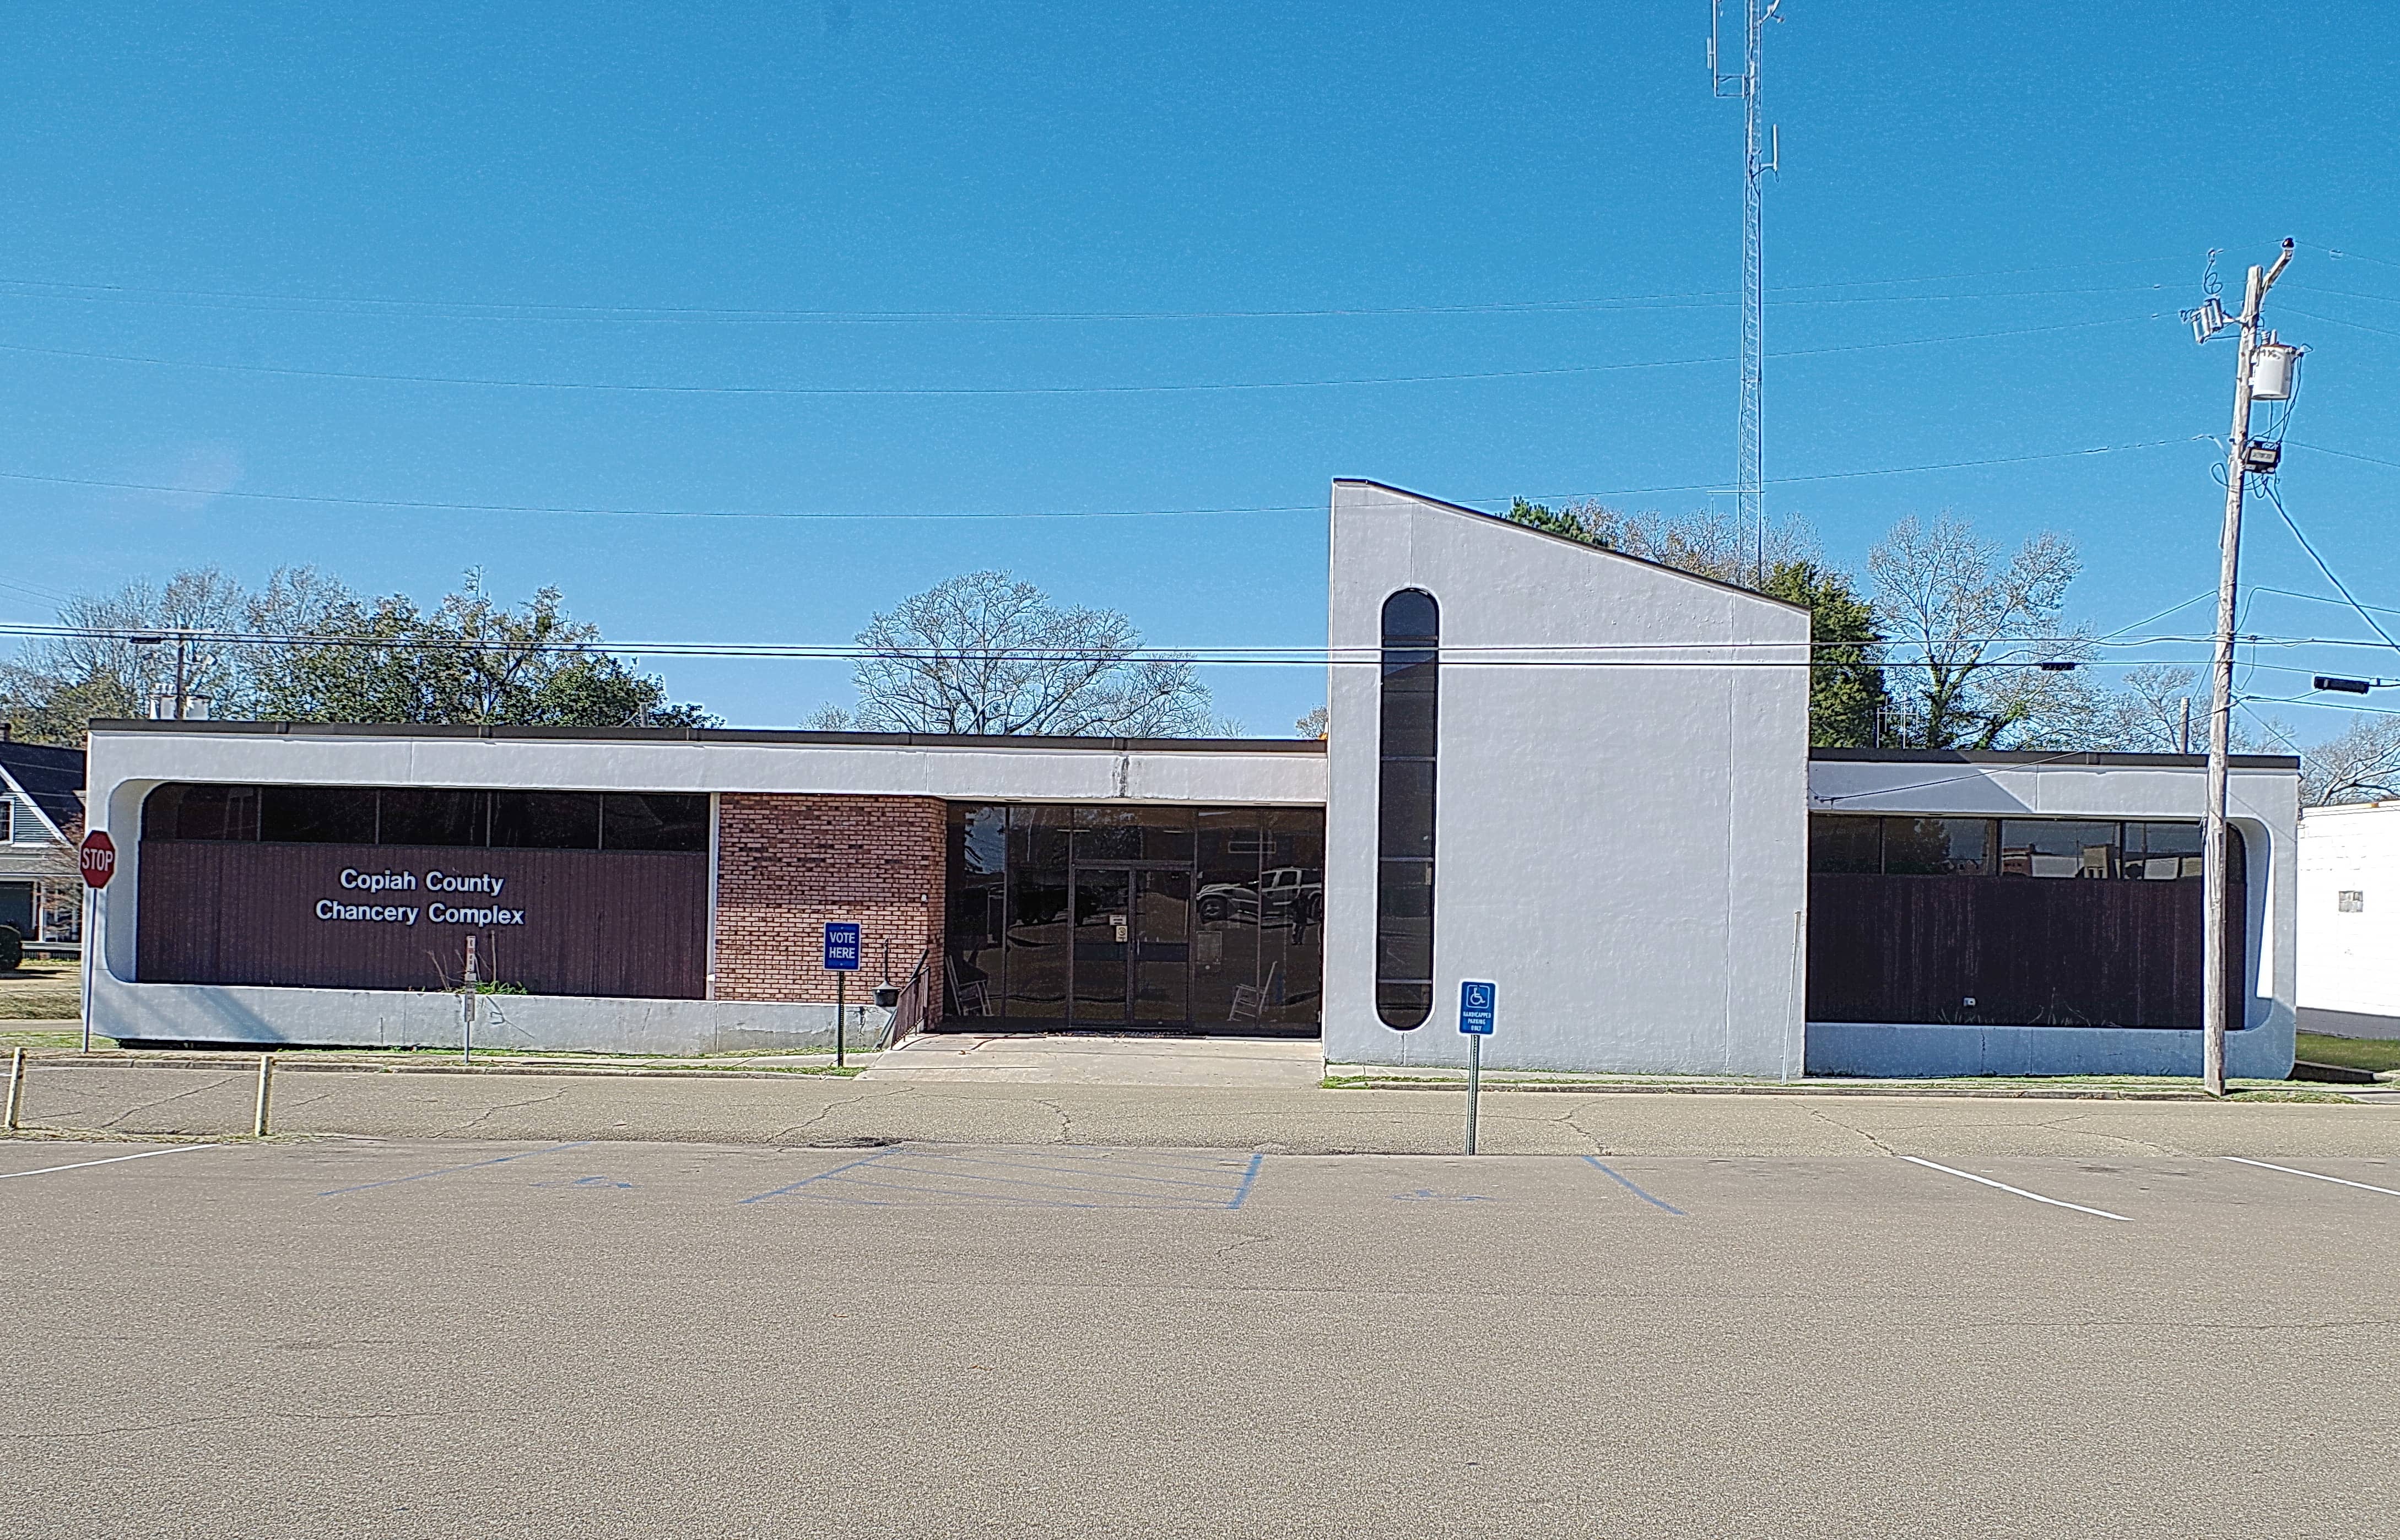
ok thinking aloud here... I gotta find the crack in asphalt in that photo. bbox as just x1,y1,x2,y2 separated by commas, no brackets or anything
1806,1107,1895,1156
451,1086,572,1132
766,1089,885,1143
94,1073,242,1131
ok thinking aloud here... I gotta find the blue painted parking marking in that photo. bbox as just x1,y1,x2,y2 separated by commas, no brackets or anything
1228,1153,1265,1210
1580,1156,1688,1216
317,1142,593,1197
737,1148,903,1205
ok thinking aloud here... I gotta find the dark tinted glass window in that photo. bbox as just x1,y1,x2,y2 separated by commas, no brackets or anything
142,783,261,842
2123,821,2203,880
1807,816,1881,874
259,786,378,844
379,789,488,847
601,793,708,852
490,791,602,850
947,806,1007,1009
1999,820,2120,879
1883,817,1991,876
1376,586,1439,1031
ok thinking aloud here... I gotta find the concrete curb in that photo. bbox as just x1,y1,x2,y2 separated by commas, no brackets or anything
14,1050,2358,1102
21,1051,862,1083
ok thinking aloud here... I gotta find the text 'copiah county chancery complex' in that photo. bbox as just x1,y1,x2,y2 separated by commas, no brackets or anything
81,482,2301,1079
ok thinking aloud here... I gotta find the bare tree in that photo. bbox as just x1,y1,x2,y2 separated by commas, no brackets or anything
848,571,1219,736
1294,705,1329,739
1868,515,2084,749
2302,715,2400,805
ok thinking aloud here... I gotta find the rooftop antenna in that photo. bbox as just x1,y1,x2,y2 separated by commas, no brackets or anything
1710,0,1782,587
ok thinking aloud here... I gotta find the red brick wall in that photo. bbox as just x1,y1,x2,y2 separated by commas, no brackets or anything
711,794,947,1006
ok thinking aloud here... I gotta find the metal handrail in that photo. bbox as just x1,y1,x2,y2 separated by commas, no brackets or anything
884,946,936,1046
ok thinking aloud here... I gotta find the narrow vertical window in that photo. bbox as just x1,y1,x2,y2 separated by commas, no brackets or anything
1376,588,1439,1028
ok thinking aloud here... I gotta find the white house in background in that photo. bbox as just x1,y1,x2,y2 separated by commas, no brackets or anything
2297,800,2400,1039
0,737,84,946
74,480,2302,1078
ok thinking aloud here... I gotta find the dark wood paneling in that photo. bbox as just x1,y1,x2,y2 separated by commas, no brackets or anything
1807,847,2246,1029
136,842,706,999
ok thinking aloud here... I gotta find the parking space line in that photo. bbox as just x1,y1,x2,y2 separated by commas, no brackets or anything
1228,1153,1264,1210
2224,1156,2400,1199
907,1149,1242,1191
317,1141,594,1197
0,1146,215,1183
1899,1155,2131,1222
1579,1157,1687,1215
737,1148,902,1205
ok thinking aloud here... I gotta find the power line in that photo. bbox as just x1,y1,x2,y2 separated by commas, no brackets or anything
0,259,2175,325
0,435,2204,523
2257,481,2400,655
0,315,2155,398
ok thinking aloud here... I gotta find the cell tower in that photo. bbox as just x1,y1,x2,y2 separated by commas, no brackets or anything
1710,0,1780,584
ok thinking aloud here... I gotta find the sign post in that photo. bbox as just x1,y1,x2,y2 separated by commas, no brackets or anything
1459,980,1495,1154
77,831,117,1055
824,922,862,1067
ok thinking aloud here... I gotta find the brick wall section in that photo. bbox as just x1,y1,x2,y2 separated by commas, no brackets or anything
712,794,947,1007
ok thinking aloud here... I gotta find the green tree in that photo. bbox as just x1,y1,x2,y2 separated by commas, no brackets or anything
251,574,712,728
1,568,711,741
1759,561,1888,747
1504,500,1885,746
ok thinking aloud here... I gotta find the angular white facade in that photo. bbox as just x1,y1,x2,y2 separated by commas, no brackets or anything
1321,480,1813,1075
2297,800,2400,1039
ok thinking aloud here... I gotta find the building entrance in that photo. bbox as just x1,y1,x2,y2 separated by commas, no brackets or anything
1071,867,1191,1023
945,804,1323,1034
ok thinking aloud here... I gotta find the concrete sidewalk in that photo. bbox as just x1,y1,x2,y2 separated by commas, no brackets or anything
6,1056,2397,1159
862,1032,1322,1087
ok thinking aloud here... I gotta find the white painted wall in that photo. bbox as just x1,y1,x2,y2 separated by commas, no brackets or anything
2296,800,2400,1030
1322,480,1813,1075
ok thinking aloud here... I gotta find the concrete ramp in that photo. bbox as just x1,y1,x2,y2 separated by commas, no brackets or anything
863,1033,1322,1088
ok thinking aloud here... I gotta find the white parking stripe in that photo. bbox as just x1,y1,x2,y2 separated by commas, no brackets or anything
2224,1156,2400,1199
0,1146,216,1183
1899,1155,2133,1222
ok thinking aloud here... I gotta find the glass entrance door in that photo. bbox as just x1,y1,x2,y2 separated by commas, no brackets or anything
1070,866,1191,1024
1071,868,1132,1022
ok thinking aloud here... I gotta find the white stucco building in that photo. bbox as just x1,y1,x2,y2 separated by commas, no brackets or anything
77,480,2302,1079
2297,800,2400,1040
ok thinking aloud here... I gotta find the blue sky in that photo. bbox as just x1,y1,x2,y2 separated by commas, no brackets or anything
2,2,2396,739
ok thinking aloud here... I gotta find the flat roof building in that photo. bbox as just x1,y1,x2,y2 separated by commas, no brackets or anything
80,481,2302,1079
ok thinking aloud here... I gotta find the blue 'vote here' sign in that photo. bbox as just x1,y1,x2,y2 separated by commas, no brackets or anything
823,922,862,972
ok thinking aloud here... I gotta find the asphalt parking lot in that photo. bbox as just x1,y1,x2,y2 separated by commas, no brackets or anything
7,1136,2397,1538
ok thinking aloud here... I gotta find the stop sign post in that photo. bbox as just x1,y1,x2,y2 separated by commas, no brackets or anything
79,830,116,889
75,831,117,1054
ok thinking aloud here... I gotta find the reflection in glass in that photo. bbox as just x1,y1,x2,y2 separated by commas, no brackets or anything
1882,817,1991,876
1071,868,1132,1022
1999,820,2121,879
1807,816,1881,874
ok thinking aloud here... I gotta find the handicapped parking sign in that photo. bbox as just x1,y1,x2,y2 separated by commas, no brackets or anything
1459,980,1495,1035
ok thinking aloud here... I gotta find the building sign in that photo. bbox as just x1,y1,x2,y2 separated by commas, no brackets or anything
313,867,528,928
136,841,706,999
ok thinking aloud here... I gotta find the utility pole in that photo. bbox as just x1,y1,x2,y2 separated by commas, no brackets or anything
1710,0,1781,586
2196,238,2294,1097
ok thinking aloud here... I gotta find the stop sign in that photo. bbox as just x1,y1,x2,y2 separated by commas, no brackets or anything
79,829,116,888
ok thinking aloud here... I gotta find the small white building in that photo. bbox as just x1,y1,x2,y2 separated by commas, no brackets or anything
2297,800,2400,1039
76,480,2302,1078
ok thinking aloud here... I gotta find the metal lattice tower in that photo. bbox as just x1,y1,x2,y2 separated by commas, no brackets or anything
1711,1,1779,583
